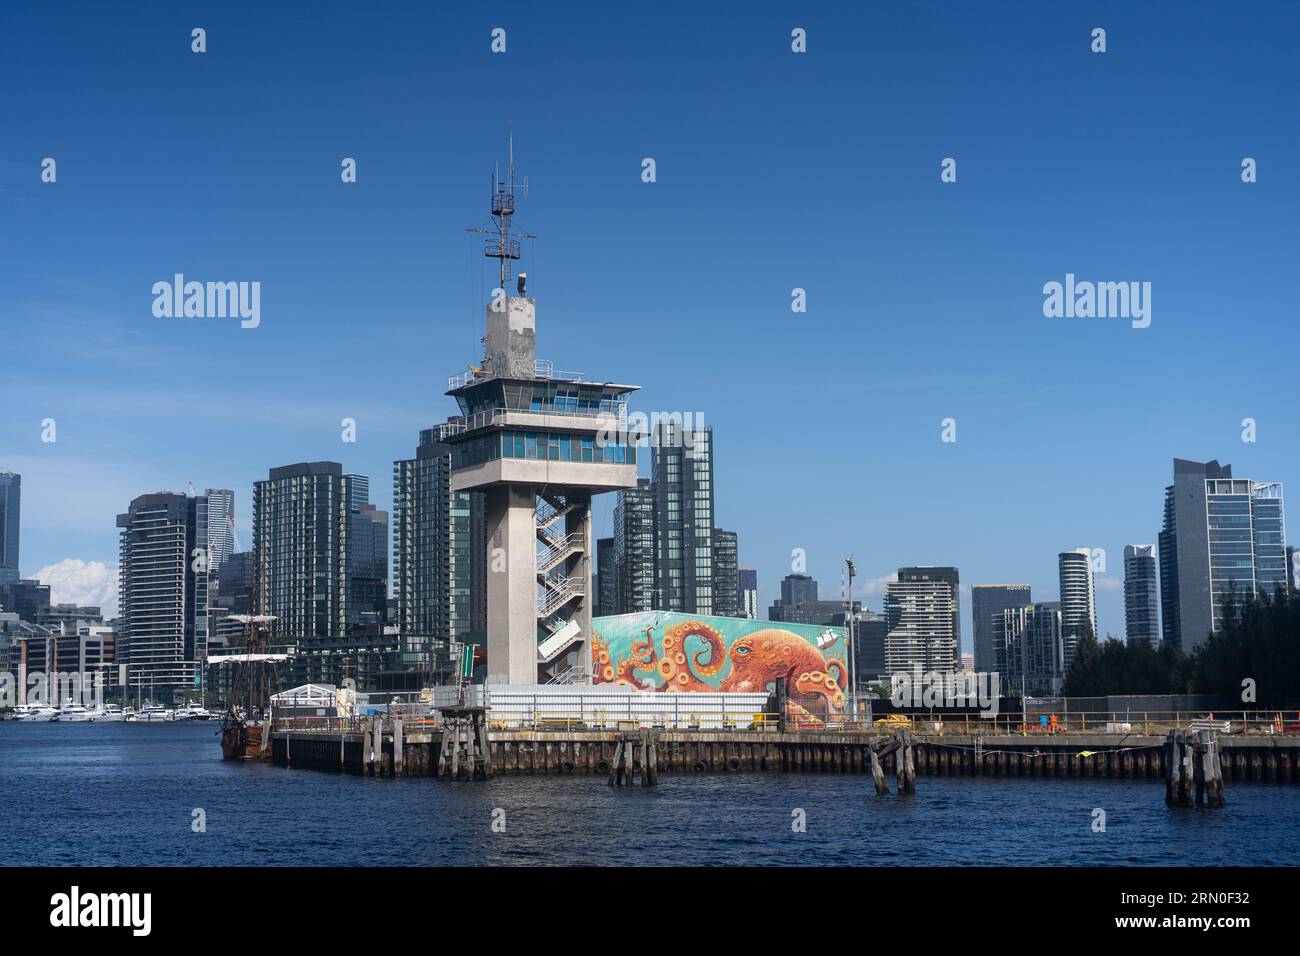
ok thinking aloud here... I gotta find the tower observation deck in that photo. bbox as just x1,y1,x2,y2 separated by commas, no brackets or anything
443,151,640,684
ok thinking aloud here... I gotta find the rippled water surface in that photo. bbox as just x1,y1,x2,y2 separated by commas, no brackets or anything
3,722,1297,866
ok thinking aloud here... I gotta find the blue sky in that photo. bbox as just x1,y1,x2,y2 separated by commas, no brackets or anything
2,1,1297,646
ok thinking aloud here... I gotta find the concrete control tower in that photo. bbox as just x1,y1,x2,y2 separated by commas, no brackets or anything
443,150,639,684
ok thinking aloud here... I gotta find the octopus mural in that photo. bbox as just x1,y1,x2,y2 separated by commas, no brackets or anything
591,612,847,726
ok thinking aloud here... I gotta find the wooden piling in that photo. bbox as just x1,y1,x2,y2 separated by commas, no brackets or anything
392,718,403,778
868,744,888,795
1202,731,1225,807
1193,731,1207,805
893,728,916,794
608,739,623,786
477,714,493,779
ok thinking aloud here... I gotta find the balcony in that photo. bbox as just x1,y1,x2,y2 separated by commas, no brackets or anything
442,403,629,439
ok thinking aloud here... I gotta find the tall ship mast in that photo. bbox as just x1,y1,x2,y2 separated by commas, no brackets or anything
216,547,289,759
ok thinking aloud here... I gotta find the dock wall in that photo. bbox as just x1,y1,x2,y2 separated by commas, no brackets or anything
271,729,1300,783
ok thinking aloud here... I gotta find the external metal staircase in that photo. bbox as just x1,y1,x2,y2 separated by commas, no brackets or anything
536,531,585,576
537,575,583,617
534,492,586,669
537,619,583,663
536,495,577,534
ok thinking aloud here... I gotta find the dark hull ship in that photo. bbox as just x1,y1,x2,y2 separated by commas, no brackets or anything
220,718,269,761
214,614,286,761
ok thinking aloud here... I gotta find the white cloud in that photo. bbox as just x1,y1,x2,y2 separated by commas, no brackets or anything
33,559,119,617
857,572,898,601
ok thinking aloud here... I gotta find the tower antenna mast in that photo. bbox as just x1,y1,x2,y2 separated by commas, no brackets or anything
469,129,534,292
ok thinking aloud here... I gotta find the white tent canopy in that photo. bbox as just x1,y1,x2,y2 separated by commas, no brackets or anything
270,684,338,705
208,652,293,664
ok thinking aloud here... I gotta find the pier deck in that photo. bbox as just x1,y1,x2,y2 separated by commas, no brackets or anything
271,724,1300,782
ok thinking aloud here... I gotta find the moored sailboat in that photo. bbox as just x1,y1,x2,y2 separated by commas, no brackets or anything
215,614,287,760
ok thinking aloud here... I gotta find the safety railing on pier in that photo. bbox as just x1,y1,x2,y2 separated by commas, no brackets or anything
269,709,1300,737
817,709,1300,737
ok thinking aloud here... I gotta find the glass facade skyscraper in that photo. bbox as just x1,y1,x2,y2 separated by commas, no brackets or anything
780,573,819,606
349,502,389,626
1207,478,1287,628
738,566,759,619
203,488,235,576
970,584,1031,673
594,536,616,618
1160,458,1287,652
711,528,739,617
393,424,486,676
995,603,1063,696
0,471,20,586
652,422,714,615
613,478,656,614
1123,544,1160,645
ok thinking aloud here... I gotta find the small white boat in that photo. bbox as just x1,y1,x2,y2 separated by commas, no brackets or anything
92,703,128,722
53,699,93,722
14,703,59,722
133,704,173,722
173,701,216,721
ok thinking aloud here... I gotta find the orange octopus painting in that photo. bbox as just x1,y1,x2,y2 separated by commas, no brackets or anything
590,612,848,727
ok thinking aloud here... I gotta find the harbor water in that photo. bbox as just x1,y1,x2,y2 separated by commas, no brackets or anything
3,722,1298,866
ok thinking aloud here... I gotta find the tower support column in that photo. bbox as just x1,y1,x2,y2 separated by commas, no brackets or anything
485,485,540,684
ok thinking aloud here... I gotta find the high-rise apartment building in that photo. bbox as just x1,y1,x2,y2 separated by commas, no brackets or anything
738,566,759,619
995,602,1063,696
711,528,739,617
350,502,389,626
884,566,960,674
393,424,486,675
970,584,1031,673
1159,458,1288,652
613,478,656,614
203,488,235,576
652,422,714,615
0,471,20,587
854,610,889,683
253,462,361,645
209,550,253,652
117,492,209,701
1123,544,1160,646
595,536,616,617
1058,548,1097,668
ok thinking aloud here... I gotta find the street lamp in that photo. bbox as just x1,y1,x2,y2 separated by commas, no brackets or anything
845,554,857,721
